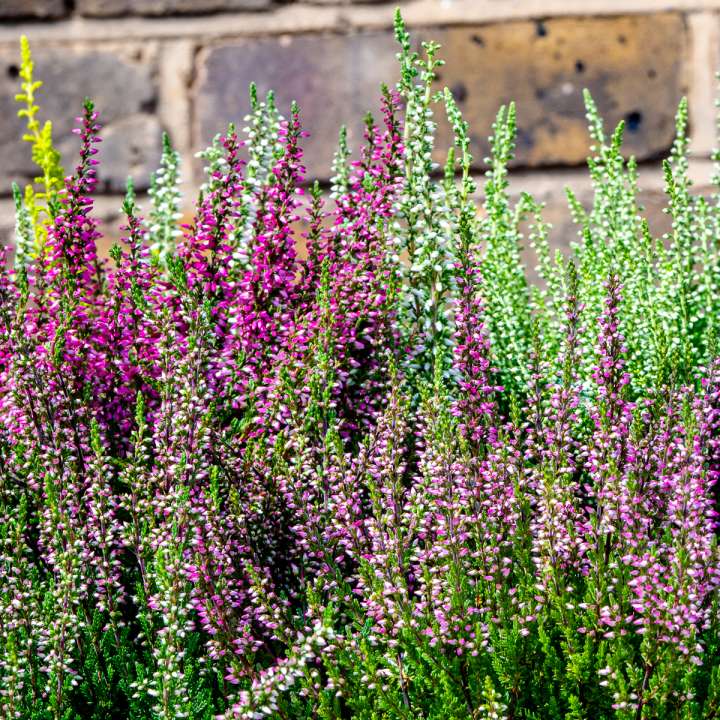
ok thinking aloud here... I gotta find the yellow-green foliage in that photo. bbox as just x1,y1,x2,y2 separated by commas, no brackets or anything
14,35,64,255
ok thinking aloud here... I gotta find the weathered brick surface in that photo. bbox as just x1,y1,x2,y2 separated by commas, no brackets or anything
0,0,707,245
195,14,686,179
194,32,400,179
0,46,162,192
432,14,687,168
78,0,398,8
0,0,66,18
94,115,164,191
307,0,392,4
77,0,269,16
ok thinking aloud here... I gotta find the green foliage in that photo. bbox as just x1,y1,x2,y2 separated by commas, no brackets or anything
14,35,64,257
477,102,533,398
4,16,720,720
393,9,456,381
148,132,182,266
12,180,35,270
525,92,720,396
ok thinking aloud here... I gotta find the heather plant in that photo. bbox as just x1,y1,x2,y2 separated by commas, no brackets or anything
1,16,720,720
148,132,182,267
13,35,64,264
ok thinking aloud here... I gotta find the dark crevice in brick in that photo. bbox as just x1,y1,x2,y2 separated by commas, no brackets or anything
140,97,158,114
450,82,467,103
625,110,643,132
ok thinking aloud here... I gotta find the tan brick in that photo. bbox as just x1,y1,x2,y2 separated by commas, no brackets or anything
76,0,269,16
0,44,162,192
687,12,720,158
0,0,65,18
194,14,687,180
193,32,400,180
430,14,688,167
158,39,195,174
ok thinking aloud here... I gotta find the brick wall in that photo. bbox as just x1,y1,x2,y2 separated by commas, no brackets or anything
1,0,719,248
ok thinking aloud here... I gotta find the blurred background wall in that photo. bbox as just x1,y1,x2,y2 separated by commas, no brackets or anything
0,0,718,251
